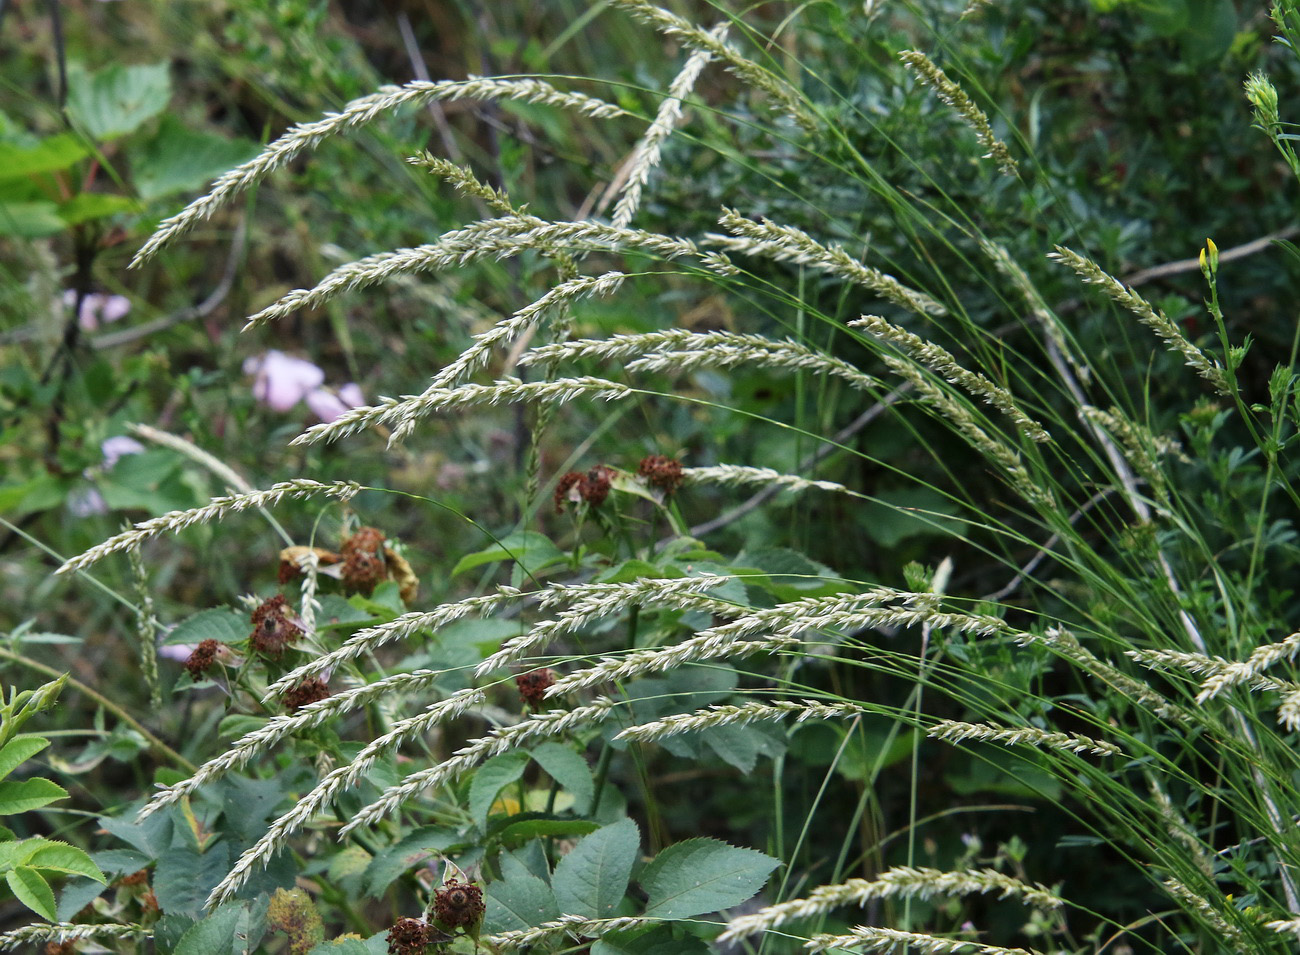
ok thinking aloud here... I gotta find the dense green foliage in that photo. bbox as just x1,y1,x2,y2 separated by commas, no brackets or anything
6,1,1300,952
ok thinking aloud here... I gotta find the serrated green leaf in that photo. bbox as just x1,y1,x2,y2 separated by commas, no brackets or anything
0,735,50,783
66,62,170,140
306,933,389,955
134,115,259,201
0,838,42,872
468,751,530,828
640,838,780,919
174,902,243,955
452,531,566,578
0,134,89,180
7,865,56,920
165,607,248,646
483,871,559,933
26,841,106,883
0,777,66,814
530,742,594,812
552,818,639,919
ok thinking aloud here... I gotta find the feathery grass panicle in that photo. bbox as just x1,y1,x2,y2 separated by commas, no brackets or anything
805,927,1040,955
0,923,148,950
340,698,618,836
141,669,458,819
409,153,521,215
1277,688,1300,731
851,315,1048,441
1162,878,1249,952
546,633,803,696
1149,780,1214,878
1023,627,1182,718
524,328,881,392
682,464,849,494
241,216,541,329
547,594,1013,697
1267,917,1300,937
432,272,627,389
267,588,522,697
979,239,1090,383
126,544,161,710
246,219,696,331
475,574,742,676
289,376,632,449
608,1,816,131
880,355,1053,510
1048,246,1230,394
616,700,868,742
612,24,724,229
711,210,948,317
898,50,1018,177
57,480,360,575
131,77,626,267
487,916,654,950
208,687,486,907
719,866,1061,944
928,719,1122,756
290,549,321,637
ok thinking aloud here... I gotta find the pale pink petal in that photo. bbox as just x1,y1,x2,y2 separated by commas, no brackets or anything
304,389,349,423
248,350,324,412
101,435,145,469
99,294,131,323
306,382,365,423
337,382,365,408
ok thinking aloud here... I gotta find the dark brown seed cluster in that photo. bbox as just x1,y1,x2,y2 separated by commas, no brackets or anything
282,678,330,712
432,878,484,930
554,466,616,513
386,917,432,955
250,595,303,659
515,668,556,708
342,527,387,596
184,639,220,680
638,454,684,494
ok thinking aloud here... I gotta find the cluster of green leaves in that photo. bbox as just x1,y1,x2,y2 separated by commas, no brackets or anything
0,676,106,921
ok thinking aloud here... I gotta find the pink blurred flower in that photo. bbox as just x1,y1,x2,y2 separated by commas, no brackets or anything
244,351,325,412
101,435,144,468
304,382,366,423
64,291,131,331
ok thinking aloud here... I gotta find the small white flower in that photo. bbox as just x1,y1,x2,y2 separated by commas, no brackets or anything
244,351,326,412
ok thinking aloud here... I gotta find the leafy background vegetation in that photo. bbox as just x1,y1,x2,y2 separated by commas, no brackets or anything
5,0,1300,952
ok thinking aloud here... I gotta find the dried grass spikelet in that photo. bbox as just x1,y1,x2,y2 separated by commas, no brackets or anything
805,926,1042,955
927,719,1122,756
898,49,1018,177
1048,246,1229,395
608,0,816,132
339,698,618,837
710,209,947,318
610,23,725,229
207,687,487,907
486,915,653,951
718,865,1061,944
522,327,883,394
850,314,1048,442
57,480,361,576
616,699,868,743
132,76,627,268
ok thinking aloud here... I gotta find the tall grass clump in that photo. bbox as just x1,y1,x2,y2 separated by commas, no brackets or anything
28,1,1300,952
